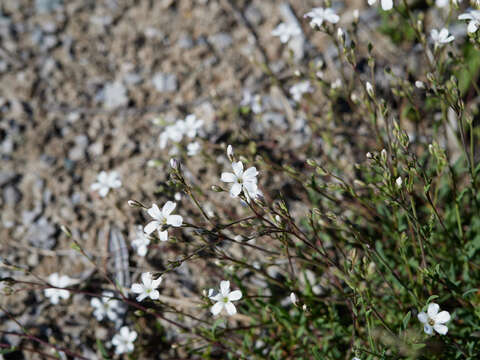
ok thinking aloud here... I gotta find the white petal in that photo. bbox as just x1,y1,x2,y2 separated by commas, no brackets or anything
131,284,144,294
211,301,224,315
225,302,237,315
468,21,478,33
128,331,138,342
149,290,160,300
137,245,148,257
221,172,236,183
428,303,440,318
243,167,258,180
136,293,148,302
232,161,244,177
458,14,474,21
158,230,169,241
435,311,451,324
141,272,152,284
152,276,163,288
433,324,448,335
230,182,242,197
220,280,230,296
424,324,434,335
147,204,162,219
144,221,159,235
228,290,242,301
162,201,176,216
417,312,428,324
99,186,109,197
381,0,393,11
166,215,183,227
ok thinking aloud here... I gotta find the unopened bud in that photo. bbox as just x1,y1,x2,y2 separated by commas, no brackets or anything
170,158,178,170
415,80,425,89
365,81,374,98
211,185,223,192
290,292,298,306
366,152,373,159
395,177,403,188
128,199,144,208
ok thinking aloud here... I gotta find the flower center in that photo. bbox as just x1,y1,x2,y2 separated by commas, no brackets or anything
428,318,435,326
222,296,229,303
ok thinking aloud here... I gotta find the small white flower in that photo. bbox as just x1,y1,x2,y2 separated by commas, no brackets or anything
227,144,234,159
44,273,72,304
352,357,361,360
271,22,301,43
431,28,455,47
144,201,183,241
368,0,394,11
240,90,262,114
187,141,201,156
459,10,480,33
159,122,184,149
131,226,150,257
304,8,340,28
112,326,137,355
221,161,259,200
365,82,374,98
90,291,123,322
131,272,163,302
415,81,425,89
90,171,122,197
208,280,242,316
337,27,344,41
417,303,451,335
289,81,313,102
396,176,403,188
290,292,297,305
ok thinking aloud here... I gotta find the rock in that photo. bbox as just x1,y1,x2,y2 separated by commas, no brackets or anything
26,217,57,249
209,33,232,51
3,185,21,206
0,171,17,187
152,72,177,92
102,82,129,109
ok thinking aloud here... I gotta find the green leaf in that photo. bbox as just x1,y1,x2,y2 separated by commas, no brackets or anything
96,339,110,360
402,310,411,330
462,288,478,298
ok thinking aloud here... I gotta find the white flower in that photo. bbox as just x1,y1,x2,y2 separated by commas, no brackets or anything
112,326,137,355
290,292,297,305
365,82,374,98
431,28,455,47
352,358,361,360
271,22,301,43
144,201,183,241
44,273,72,304
131,272,163,302
183,114,203,138
331,78,342,89
459,10,480,33
304,8,340,28
396,176,403,188
90,171,121,197
227,144,234,159
368,0,394,11
417,303,451,335
436,0,461,7
289,81,313,102
187,141,201,156
90,291,123,322
208,280,242,316
131,225,150,257
415,81,425,89
221,161,259,200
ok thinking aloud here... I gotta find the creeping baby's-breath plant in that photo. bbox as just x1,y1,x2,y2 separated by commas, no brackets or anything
2,1,480,359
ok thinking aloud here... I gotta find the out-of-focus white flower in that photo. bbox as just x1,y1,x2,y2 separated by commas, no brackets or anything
396,176,403,188
90,291,123,323
112,326,137,355
459,10,480,33
415,81,425,89
159,122,184,149
44,273,72,304
131,272,163,302
436,0,462,7
290,292,297,305
304,8,340,28
187,141,201,156
365,82,374,98
271,22,301,43
91,171,122,197
353,9,360,21
289,81,313,102
431,28,455,47
418,303,451,335
208,280,242,316
131,225,150,257
144,202,183,241
368,0,394,11
183,114,203,138
221,161,259,200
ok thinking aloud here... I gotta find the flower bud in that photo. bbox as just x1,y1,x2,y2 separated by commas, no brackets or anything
128,199,145,208
169,158,178,170
395,176,403,188
415,80,425,89
290,292,298,306
365,82,374,98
